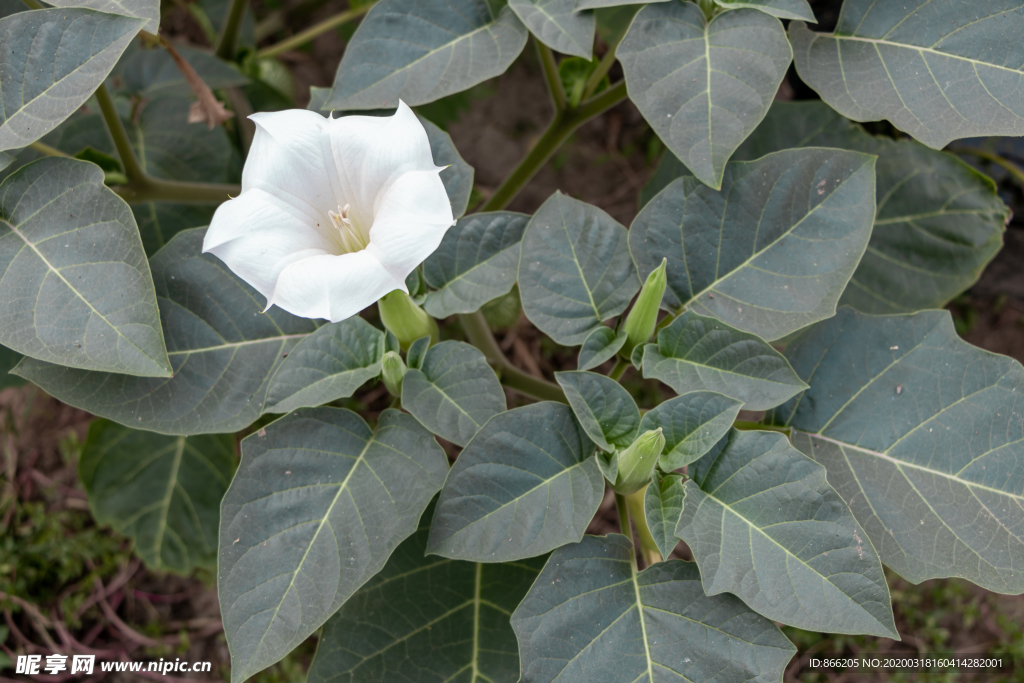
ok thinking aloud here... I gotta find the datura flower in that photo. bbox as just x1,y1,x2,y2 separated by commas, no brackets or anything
202,102,454,323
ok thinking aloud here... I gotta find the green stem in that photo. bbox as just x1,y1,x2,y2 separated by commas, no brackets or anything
19,0,43,9
95,83,147,184
614,491,631,539
458,311,566,403
733,420,792,436
536,40,567,113
480,80,627,212
626,487,662,565
28,141,71,158
113,179,239,204
257,3,372,59
608,358,629,380
214,0,249,60
956,147,1024,187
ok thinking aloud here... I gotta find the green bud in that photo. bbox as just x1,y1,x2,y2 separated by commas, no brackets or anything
613,428,665,495
621,258,667,359
378,290,439,349
381,351,407,397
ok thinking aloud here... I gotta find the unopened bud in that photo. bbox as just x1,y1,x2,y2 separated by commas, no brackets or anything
621,258,667,359
381,351,407,397
378,290,439,349
613,428,665,495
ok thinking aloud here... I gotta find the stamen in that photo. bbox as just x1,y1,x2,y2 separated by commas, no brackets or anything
328,203,367,253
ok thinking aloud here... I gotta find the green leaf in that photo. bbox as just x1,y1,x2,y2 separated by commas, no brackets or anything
427,402,603,561
0,343,24,389
14,228,318,435
0,158,170,377
643,312,807,411
79,420,233,574
324,0,529,110
0,9,143,151
121,45,249,96
219,407,448,683
578,0,656,7
577,326,627,371
555,370,640,452
640,391,742,470
790,3,1024,149
618,2,790,188
509,0,595,59
734,101,1008,314
50,0,158,32
678,429,897,637
422,116,475,219
644,472,685,558
715,0,814,21
265,317,384,414
422,212,529,318
307,503,546,683
511,534,796,682
629,148,877,340
519,192,640,345
405,335,431,370
402,340,506,446
771,308,1024,594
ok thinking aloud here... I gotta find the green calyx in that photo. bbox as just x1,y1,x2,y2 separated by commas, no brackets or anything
378,290,439,349
613,428,665,495
381,351,407,397
621,257,667,359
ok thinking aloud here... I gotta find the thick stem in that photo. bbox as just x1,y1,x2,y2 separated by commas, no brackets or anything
458,311,566,403
536,41,567,113
113,179,239,204
94,83,147,183
257,3,372,59
614,491,631,539
214,0,249,60
626,487,662,566
29,141,71,158
608,358,629,380
480,81,627,212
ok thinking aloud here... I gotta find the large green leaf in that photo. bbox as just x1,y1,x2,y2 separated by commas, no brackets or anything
510,0,594,59
265,317,384,414
50,0,158,32
422,212,529,318
716,0,814,21
427,402,603,562
642,312,806,411
324,0,528,110
0,158,170,376
577,0,657,7
640,391,742,470
629,148,877,340
423,117,475,219
0,9,143,151
520,192,640,345
618,2,790,189
555,370,640,452
402,340,506,447
790,2,1024,149
308,503,546,683
0,343,23,389
732,101,1008,314
219,407,448,683
14,228,318,435
677,429,897,637
79,420,233,574
771,308,1024,594
511,534,796,682
644,472,685,558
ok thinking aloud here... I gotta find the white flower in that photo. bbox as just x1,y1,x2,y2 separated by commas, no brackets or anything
202,102,454,323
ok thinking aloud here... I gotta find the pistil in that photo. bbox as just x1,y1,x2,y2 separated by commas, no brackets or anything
329,203,368,253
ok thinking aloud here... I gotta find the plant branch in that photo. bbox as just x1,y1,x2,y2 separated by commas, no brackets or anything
480,80,627,212
459,311,566,403
28,141,71,158
608,358,629,380
626,487,662,566
536,40,567,113
112,178,239,204
955,146,1024,187
214,0,249,60
94,83,147,183
257,3,372,59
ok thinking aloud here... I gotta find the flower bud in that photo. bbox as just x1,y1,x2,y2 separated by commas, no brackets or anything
381,351,407,397
378,290,439,349
613,428,665,495
621,258,667,359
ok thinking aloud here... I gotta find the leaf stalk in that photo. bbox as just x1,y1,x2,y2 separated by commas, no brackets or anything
257,3,373,59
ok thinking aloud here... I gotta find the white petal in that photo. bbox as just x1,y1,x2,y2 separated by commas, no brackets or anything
203,189,335,299
269,252,405,322
243,109,335,225
368,168,454,280
327,101,438,232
